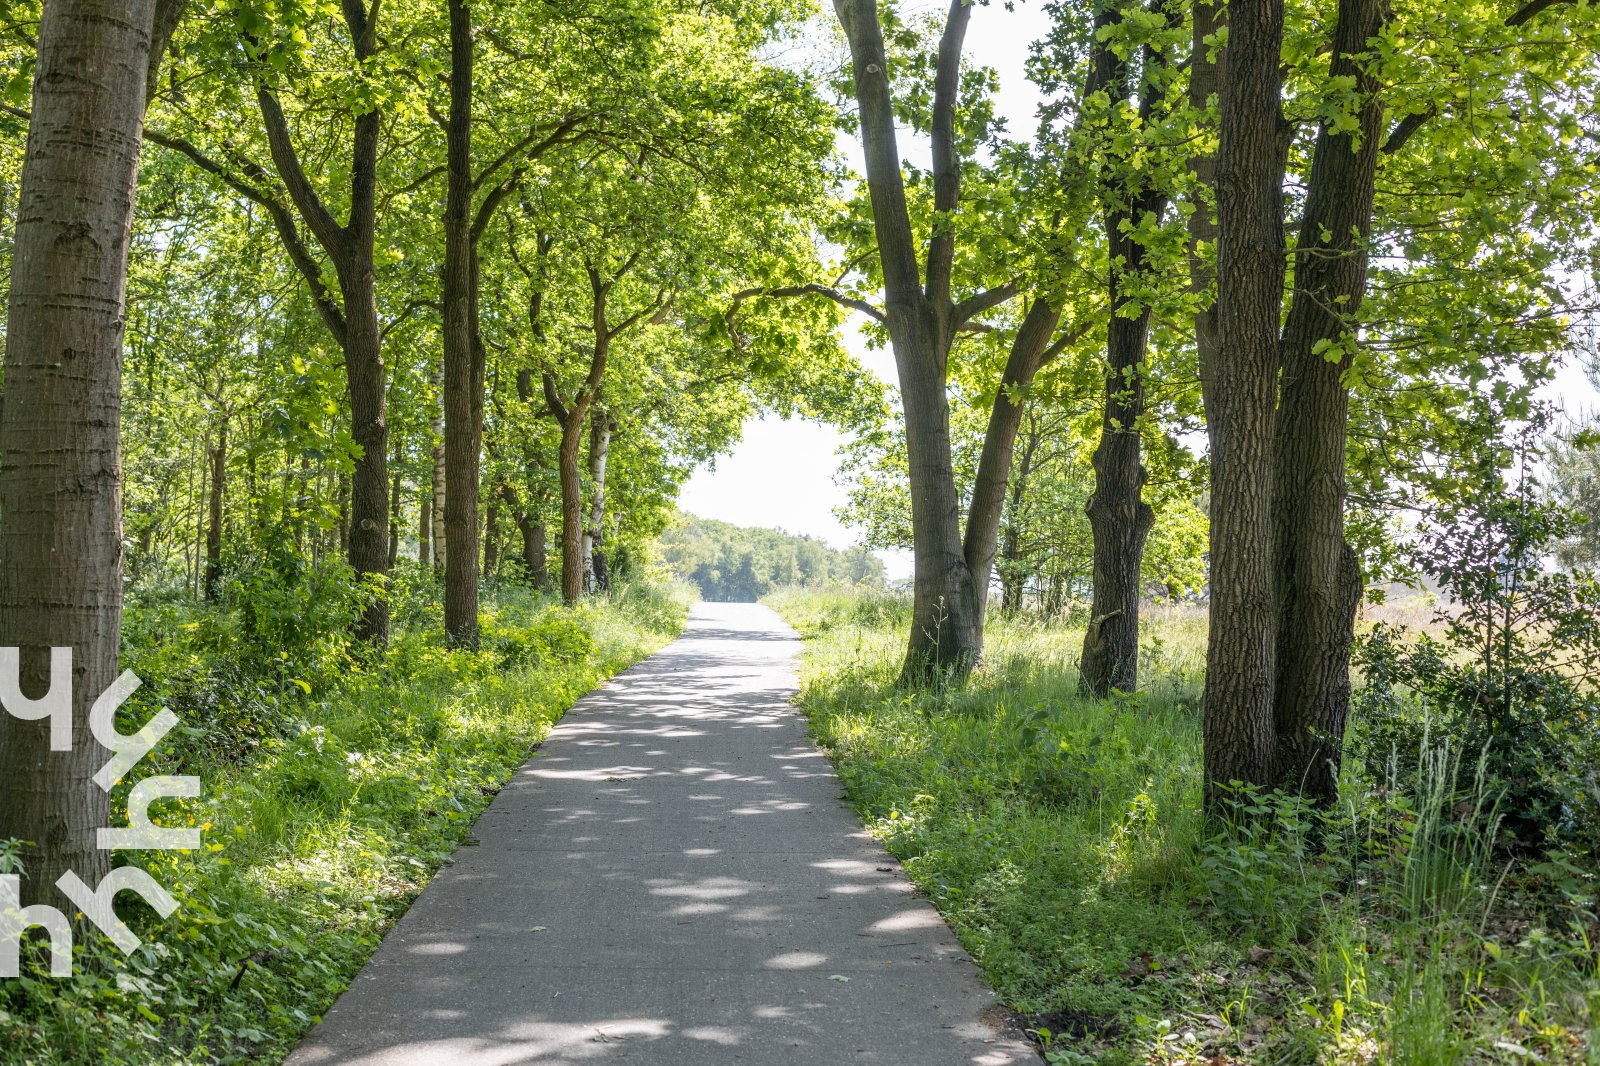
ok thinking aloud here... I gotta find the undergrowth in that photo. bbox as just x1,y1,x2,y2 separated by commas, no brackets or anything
768,586,1600,1066
0,571,693,1064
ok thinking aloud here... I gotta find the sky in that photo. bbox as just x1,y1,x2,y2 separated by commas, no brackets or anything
678,4,1600,581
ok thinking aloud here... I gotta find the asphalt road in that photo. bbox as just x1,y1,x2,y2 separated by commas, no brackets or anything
285,602,1034,1066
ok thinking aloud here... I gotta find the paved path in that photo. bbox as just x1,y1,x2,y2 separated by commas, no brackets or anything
287,603,1034,1066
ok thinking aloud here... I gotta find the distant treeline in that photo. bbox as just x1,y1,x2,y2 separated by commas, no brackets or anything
659,514,884,602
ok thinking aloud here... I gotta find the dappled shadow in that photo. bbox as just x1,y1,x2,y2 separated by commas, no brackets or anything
285,604,1033,1065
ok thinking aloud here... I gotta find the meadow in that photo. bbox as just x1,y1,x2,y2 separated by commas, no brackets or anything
768,588,1600,1065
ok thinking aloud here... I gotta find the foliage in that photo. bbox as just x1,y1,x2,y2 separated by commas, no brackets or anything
0,580,692,1064
1350,439,1600,859
1550,420,1600,572
656,511,883,602
771,587,1599,1065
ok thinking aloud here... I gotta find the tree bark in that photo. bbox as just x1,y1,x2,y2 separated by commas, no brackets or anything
0,0,168,904
555,398,588,604
586,414,614,593
1203,0,1286,804
204,414,226,601
441,0,482,646
430,391,447,576
834,0,995,681
1080,27,1172,696
1188,0,1226,411
387,466,402,571
1270,0,1384,801
388,464,403,569
418,476,432,567
248,0,390,641
483,493,499,576
512,369,551,590
963,299,1063,629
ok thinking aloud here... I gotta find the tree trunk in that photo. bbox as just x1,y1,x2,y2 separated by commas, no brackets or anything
1203,0,1286,804
963,299,1063,630
586,414,614,594
418,476,432,566
897,327,984,677
484,493,500,575
338,264,389,641
835,0,994,682
556,405,587,603
441,0,481,647
1270,0,1383,801
0,0,165,904
387,466,402,570
1079,27,1171,697
528,519,549,590
204,414,226,601
511,370,551,591
1188,0,1226,412
430,421,447,575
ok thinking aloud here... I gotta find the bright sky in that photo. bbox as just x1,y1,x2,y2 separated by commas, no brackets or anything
678,4,1600,580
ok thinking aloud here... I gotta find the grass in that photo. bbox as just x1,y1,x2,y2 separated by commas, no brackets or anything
767,586,1600,1066
0,574,694,1065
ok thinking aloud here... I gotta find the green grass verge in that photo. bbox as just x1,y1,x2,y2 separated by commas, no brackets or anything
768,587,1599,1066
0,578,693,1065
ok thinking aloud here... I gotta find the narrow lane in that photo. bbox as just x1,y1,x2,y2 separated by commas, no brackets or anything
286,602,1033,1065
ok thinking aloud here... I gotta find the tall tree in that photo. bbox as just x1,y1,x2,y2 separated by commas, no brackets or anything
1075,3,1179,696
0,0,183,903
147,0,397,641
1202,0,1286,802
830,0,1059,679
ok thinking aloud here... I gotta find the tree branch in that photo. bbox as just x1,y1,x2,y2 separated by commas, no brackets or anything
1384,0,1576,153
952,279,1021,326
255,86,348,258
925,0,976,309
145,128,348,344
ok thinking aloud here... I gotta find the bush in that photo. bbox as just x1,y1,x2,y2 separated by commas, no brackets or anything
1349,455,1600,860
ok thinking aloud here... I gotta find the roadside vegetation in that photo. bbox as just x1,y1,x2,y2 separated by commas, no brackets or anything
0,570,691,1064
770,587,1599,1065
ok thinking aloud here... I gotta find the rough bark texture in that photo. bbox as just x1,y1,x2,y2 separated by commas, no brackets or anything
0,0,164,903
441,0,482,647
963,299,1063,627
1270,0,1384,801
585,414,614,594
1187,0,1226,411
1204,0,1286,804
512,369,551,590
250,0,390,641
204,416,226,601
554,400,588,604
1080,27,1171,697
430,393,447,576
483,494,499,576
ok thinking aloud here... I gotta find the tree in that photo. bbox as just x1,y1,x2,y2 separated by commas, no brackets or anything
0,0,183,903
147,0,405,642
829,0,1080,680
1202,0,1287,802
1201,0,1600,805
